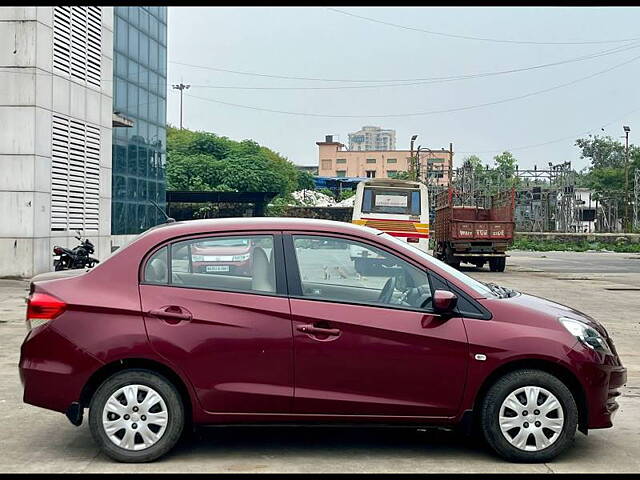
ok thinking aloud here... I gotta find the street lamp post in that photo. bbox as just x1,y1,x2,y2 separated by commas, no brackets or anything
624,125,631,232
172,83,190,129
410,135,418,180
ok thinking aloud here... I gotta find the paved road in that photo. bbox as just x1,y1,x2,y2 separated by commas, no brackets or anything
1,251,639,473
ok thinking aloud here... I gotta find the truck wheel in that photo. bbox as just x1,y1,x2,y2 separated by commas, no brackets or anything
445,246,460,269
489,257,506,272
479,369,578,462
89,369,184,463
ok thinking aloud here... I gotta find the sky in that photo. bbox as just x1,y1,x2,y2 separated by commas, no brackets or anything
166,6,640,171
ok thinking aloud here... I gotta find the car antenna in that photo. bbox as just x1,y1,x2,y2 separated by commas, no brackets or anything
149,200,176,223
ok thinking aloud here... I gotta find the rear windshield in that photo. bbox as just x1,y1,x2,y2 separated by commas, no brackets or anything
362,188,421,215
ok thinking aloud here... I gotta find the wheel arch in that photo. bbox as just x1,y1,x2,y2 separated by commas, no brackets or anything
470,358,588,435
79,357,195,425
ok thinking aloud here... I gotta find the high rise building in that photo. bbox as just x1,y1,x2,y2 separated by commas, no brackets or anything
111,7,167,242
348,126,396,151
0,6,168,276
0,7,114,276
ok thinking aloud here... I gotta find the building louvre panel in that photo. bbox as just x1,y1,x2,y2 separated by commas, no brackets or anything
51,115,101,232
53,6,102,88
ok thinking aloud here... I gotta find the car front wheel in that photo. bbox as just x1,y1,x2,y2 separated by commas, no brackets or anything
479,369,578,462
89,369,184,463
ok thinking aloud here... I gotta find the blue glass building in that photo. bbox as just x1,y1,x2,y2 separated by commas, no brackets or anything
112,7,167,235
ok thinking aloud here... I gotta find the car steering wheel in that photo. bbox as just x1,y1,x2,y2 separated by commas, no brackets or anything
378,276,397,304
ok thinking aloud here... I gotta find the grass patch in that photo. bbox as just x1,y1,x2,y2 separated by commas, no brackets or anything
513,238,640,253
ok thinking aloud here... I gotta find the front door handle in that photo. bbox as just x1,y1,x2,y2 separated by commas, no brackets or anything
147,307,192,323
296,324,341,337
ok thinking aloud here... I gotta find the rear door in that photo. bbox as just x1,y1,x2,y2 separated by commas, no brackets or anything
139,232,294,414
285,232,469,417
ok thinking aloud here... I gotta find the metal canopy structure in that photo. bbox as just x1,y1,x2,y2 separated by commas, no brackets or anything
166,191,278,218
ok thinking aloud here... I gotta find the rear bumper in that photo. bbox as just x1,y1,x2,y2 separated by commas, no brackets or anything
19,324,103,414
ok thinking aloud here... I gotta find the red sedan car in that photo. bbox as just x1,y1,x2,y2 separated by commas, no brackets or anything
20,218,626,463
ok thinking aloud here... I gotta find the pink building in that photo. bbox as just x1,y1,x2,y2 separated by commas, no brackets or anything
317,136,453,186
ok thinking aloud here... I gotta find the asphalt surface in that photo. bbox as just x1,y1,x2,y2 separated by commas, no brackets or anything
1,250,639,473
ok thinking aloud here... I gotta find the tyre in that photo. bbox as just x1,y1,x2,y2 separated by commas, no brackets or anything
479,369,578,462
489,257,506,272
445,246,460,269
89,369,185,463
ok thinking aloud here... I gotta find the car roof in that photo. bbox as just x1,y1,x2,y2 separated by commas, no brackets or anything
142,217,382,242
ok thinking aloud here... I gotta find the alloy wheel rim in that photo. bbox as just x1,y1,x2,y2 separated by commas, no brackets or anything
498,385,564,452
102,384,169,451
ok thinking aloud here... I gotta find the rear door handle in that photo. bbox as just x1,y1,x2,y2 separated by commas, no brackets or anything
147,307,192,322
296,324,341,336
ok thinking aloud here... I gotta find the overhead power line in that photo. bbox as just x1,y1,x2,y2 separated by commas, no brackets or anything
458,105,640,155
170,41,640,85
183,53,640,119
327,8,640,46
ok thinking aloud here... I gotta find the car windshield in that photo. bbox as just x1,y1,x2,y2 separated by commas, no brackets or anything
379,233,498,298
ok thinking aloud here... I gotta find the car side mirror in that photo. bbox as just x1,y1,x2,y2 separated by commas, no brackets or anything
433,290,458,315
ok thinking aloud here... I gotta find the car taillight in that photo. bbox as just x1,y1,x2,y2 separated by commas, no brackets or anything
407,237,420,243
26,293,66,331
53,246,64,255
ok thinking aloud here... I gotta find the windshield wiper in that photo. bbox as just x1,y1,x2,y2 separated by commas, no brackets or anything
484,282,516,298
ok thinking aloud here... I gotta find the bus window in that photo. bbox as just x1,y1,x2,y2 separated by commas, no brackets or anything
410,191,421,215
362,188,420,215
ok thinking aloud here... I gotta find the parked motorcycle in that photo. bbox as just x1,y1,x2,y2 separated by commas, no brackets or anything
53,232,100,271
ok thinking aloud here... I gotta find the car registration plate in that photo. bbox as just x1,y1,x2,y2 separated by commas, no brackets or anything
206,265,230,272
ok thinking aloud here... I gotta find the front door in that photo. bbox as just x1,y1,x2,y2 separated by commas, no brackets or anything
286,233,469,417
139,232,293,414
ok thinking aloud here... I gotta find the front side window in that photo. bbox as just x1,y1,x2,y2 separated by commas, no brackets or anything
380,233,497,298
144,235,276,294
292,235,432,310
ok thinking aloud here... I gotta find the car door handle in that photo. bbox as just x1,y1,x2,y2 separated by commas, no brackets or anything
296,324,341,336
147,307,192,322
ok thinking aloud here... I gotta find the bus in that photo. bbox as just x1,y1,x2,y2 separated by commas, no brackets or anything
351,179,430,274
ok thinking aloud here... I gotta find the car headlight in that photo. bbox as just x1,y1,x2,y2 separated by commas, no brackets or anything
191,255,204,262
232,254,250,261
559,316,612,355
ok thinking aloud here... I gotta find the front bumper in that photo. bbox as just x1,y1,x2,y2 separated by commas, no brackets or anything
568,345,627,429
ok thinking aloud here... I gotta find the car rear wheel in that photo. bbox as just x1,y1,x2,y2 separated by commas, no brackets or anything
89,369,184,463
479,369,578,462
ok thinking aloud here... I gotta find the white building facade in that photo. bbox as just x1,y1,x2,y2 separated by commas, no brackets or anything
0,7,113,277
348,126,396,151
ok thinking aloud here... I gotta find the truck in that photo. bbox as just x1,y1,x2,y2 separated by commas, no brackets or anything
433,187,515,272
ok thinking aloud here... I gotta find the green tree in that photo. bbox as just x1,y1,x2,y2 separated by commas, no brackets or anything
492,151,520,188
388,170,411,180
296,170,316,191
575,135,640,197
166,126,301,196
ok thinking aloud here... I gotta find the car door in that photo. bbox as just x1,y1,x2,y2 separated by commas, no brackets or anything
139,232,294,414
285,232,469,418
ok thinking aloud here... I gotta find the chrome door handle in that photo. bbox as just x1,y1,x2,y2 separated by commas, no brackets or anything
147,307,192,322
296,324,341,336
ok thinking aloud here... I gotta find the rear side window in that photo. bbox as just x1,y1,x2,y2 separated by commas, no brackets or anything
170,235,276,294
144,246,168,284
